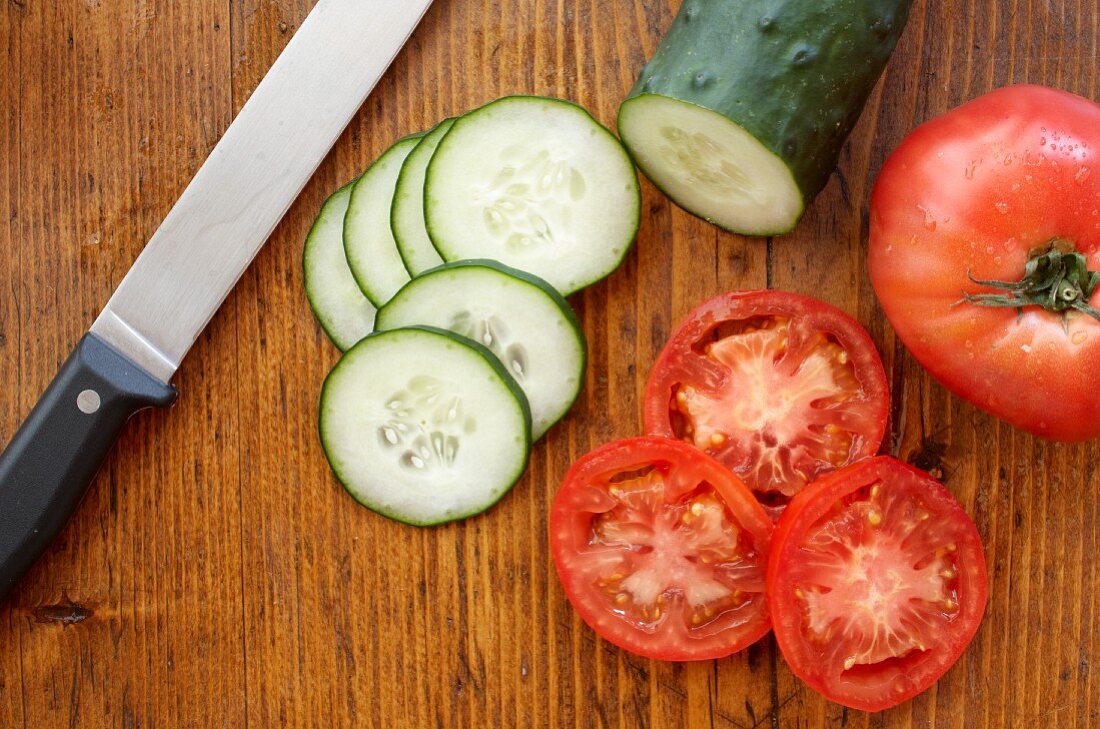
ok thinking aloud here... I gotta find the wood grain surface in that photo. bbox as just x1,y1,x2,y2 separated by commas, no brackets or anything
1,0,1098,726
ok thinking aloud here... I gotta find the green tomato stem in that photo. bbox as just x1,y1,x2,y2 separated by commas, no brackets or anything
958,238,1100,327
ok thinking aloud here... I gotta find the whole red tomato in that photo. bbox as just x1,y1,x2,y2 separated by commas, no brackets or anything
869,84,1100,441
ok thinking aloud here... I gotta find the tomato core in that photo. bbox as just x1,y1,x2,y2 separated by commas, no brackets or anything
585,467,765,635
670,316,863,497
791,481,960,672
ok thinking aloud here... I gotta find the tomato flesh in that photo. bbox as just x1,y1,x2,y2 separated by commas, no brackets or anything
675,317,863,493
769,457,987,711
551,437,773,661
646,291,889,513
792,485,958,668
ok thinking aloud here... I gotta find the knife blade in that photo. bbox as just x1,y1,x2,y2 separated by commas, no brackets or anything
0,0,435,601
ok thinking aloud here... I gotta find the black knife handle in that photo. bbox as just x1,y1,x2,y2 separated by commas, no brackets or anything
0,333,177,602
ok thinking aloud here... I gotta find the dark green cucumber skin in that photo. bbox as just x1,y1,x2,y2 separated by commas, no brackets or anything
623,0,913,206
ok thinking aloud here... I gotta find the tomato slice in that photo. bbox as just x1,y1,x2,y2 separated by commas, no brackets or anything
550,437,773,661
644,291,889,515
768,456,987,712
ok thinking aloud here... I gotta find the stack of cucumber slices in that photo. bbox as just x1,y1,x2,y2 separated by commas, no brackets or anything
304,95,640,526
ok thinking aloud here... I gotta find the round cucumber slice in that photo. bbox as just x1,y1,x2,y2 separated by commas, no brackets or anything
344,134,423,307
618,95,803,236
376,260,586,440
302,181,376,350
424,96,640,295
319,326,532,526
391,118,455,275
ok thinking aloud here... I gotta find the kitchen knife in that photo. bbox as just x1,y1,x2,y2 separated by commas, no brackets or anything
0,0,435,601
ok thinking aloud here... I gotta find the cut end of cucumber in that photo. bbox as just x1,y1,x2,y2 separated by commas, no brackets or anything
619,95,804,236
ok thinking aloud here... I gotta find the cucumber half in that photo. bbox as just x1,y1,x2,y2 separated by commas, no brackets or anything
344,134,424,307
319,326,532,526
376,260,586,440
391,118,455,276
302,181,376,350
619,0,913,236
425,96,640,295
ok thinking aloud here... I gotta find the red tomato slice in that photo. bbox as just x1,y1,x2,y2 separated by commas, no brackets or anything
550,437,773,661
644,291,889,515
869,85,1100,441
768,456,987,712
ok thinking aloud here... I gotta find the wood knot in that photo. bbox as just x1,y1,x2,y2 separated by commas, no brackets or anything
33,600,94,626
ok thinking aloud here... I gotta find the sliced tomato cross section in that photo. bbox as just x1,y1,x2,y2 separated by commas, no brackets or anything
644,290,889,515
768,456,988,711
550,437,773,661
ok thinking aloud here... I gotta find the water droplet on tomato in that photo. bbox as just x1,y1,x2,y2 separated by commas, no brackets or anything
964,160,978,179
994,255,1002,264
995,201,1009,214
1076,167,1091,183
1020,344,1032,353
1040,137,1047,146
1072,330,1088,345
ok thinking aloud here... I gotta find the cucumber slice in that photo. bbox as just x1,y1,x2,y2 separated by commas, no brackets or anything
376,260,586,440
618,0,913,236
424,96,640,295
391,118,455,275
320,326,532,526
302,181,376,350
344,134,423,307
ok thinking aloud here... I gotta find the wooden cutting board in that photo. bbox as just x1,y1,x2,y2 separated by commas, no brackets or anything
1,1,1096,726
